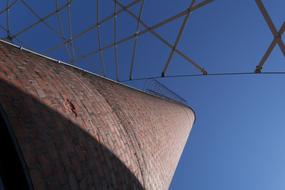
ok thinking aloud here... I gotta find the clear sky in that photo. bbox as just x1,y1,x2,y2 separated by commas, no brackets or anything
1,0,285,189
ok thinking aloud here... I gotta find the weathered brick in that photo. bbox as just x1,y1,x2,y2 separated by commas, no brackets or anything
0,41,195,190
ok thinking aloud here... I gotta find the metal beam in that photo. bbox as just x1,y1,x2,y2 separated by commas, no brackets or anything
75,0,212,74
255,22,285,73
255,0,285,56
72,1,209,66
96,0,106,76
114,0,211,74
161,0,195,77
54,0,72,61
113,0,119,80
45,0,142,54
10,0,71,39
0,0,18,16
129,0,144,80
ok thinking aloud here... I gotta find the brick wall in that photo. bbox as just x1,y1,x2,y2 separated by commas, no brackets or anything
0,41,195,190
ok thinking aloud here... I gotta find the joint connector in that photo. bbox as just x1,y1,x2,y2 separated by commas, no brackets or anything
202,69,208,75
255,66,262,74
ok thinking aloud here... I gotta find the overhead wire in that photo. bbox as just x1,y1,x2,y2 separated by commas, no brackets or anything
1,0,284,84
114,0,211,75
73,0,211,73
120,71,285,82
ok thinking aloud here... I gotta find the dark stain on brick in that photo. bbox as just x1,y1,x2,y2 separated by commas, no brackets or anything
64,99,77,117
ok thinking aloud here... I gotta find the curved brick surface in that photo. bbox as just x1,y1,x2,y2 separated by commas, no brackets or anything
0,41,195,190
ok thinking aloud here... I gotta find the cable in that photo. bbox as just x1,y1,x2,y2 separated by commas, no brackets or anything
73,0,211,72
120,71,285,82
114,0,211,74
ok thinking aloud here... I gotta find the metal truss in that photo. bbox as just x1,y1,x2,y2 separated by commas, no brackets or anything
112,0,210,76
161,0,196,77
1,0,211,78
45,0,141,54
10,1,70,40
0,0,284,84
129,0,144,80
255,0,285,73
113,0,119,80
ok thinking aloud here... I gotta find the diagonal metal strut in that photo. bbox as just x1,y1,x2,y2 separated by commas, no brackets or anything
75,0,212,74
45,0,142,54
161,0,196,77
255,0,285,73
255,0,285,56
113,0,211,75
10,0,71,39
255,22,285,73
129,0,144,80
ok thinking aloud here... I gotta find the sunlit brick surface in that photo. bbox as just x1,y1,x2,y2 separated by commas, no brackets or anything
0,41,195,190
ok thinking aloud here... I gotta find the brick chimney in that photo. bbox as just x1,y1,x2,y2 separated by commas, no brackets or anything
0,41,195,190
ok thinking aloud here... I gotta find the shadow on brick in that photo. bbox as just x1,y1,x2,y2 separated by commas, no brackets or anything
0,79,144,190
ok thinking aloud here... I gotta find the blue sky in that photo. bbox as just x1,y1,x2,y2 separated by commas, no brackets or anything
1,0,285,189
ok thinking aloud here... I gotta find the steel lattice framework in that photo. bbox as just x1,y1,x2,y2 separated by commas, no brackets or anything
0,0,284,83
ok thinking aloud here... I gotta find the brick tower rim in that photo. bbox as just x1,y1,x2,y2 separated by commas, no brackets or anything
0,39,196,124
